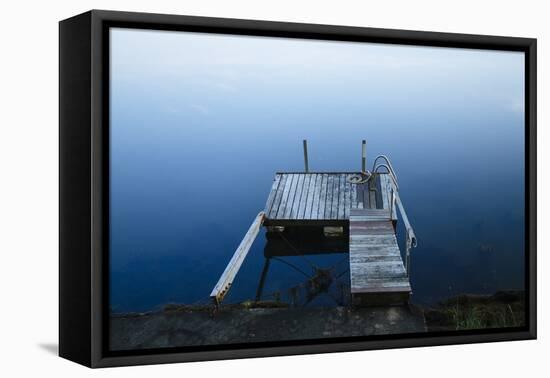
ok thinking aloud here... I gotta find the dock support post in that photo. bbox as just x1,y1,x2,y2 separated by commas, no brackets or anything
254,257,271,302
362,140,367,172
303,139,309,172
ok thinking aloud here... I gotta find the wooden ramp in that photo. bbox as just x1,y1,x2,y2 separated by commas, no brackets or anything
349,208,411,305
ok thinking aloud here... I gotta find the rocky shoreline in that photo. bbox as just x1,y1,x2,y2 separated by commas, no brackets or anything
109,290,524,351
110,303,426,351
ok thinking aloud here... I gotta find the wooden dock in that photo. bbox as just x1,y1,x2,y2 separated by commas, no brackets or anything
262,171,412,305
264,172,396,226
211,151,416,307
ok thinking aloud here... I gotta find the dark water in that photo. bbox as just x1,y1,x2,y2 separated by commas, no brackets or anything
109,29,525,313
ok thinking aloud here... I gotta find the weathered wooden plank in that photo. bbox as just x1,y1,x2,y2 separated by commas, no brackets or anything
311,174,323,220
350,216,391,221
351,276,410,286
381,174,398,220
351,180,357,210
297,174,311,219
331,175,340,219
364,263,408,274
289,174,305,218
357,183,365,209
351,224,395,231
361,183,369,209
351,280,411,289
350,234,397,239
313,174,325,219
351,285,411,294
264,174,282,215
350,253,401,260
375,173,383,209
351,229,396,236
343,175,352,219
318,174,329,219
276,174,295,219
211,212,265,304
350,228,395,236
350,229,396,235
349,247,399,253
351,219,394,226
350,244,399,251
352,276,409,286
349,237,398,244
325,174,334,220
283,173,300,219
305,174,318,219
350,229,395,236
390,175,398,221
319,174,328,219
269,174,287,218
353,276,410,284
337,174,346,219
349,239,398,246
350,255,403,263
349,245,399,252
380,173,389,211
351,213,393,219
352,208,392,214
368,177,377,209
350,209,392,220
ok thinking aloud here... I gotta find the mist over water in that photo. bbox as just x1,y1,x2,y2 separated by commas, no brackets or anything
109,28,525,312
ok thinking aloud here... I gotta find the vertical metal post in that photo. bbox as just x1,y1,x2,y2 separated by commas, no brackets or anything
406,245,411,277
361,140,366,172
303,139,309,173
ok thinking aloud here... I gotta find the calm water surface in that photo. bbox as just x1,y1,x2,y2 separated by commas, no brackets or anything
109,29,525,312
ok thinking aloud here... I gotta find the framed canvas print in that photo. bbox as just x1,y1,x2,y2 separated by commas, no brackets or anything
59,10,536,368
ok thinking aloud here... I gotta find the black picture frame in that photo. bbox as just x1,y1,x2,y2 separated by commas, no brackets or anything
59,9,537,368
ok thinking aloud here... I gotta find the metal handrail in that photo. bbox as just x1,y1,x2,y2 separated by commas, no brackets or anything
373,163,399,191
372,155,399,183
395,191,417,276
376,155,417,276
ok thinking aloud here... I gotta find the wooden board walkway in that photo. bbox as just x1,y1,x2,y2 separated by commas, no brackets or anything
349,208,411,305
264,172,394,225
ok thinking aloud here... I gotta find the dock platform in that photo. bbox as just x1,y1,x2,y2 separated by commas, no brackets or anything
264,172,396,226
